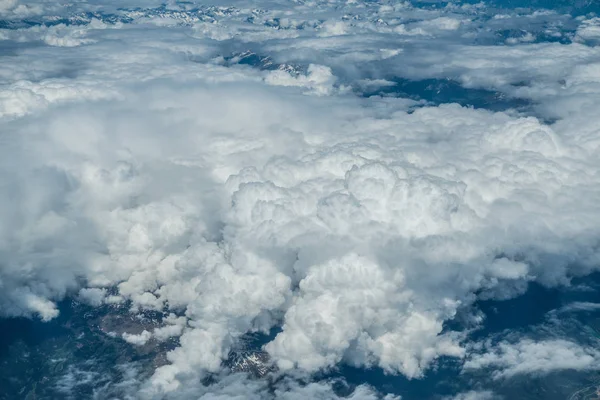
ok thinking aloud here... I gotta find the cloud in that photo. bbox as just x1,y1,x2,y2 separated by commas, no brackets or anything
555,302,600,313
78,287,108,306
123,330,153,346
2,0,600,398
445,391,500,400
265,64,339,96
265,252,463,377
0,0,17,12
464,339,600,379
575,17,600,41
144,373,400,400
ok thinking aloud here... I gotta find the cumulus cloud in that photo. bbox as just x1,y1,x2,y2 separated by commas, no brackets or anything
575,17,600,41
2,0,600,398
265,252,462,376
265,64,339,96
123,330,153,346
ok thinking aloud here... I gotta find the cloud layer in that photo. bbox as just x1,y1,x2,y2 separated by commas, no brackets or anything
3,0,600,398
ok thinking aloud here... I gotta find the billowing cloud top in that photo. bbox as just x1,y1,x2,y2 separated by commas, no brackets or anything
2,0,600,398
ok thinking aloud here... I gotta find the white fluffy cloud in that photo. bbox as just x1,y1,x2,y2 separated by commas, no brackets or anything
3,0,600,398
